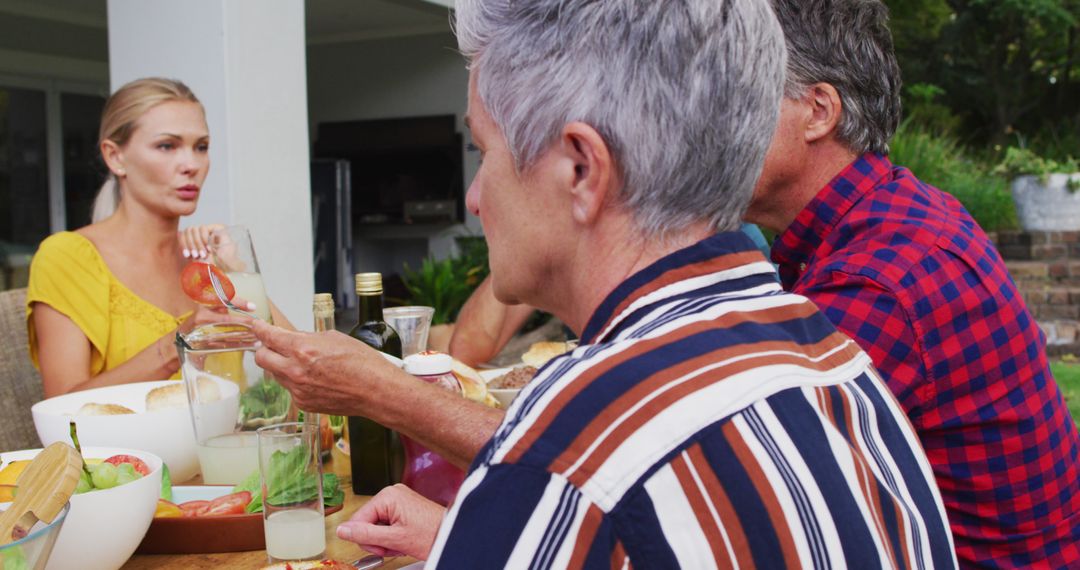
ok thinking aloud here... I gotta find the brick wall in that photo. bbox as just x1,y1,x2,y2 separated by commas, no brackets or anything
997,231,1080,355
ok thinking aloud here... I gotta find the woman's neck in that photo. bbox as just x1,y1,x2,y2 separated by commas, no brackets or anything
104,200,181,254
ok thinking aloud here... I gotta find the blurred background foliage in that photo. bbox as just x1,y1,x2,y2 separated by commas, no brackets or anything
397,236,489,325
883,0,1079,231
404,1,1080,314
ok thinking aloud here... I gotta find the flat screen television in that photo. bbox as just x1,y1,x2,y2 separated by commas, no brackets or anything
313,115,464,225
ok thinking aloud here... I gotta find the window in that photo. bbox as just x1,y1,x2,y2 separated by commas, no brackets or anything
0,78,105,290
62,93,106,229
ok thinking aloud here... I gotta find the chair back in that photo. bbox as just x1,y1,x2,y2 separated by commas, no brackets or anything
0,288,44,451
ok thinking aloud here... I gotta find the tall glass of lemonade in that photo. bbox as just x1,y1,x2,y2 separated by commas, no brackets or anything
208,225,272,322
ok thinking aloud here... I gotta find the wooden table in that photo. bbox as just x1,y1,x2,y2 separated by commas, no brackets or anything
123,453,417,569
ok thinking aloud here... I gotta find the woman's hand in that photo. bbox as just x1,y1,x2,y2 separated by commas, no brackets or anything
336,484,445,560
178,224,224,259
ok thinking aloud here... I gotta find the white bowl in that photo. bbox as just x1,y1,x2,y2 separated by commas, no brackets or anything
480,368,523,409
32,380,239,483
1,446,162,570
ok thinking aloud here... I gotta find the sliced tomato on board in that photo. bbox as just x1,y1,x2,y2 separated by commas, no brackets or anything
204,491,251,516
178,500,210,518
180,261,236,306
104,454,150,476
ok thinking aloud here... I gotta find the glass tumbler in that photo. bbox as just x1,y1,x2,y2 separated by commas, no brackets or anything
208,225,273,322
258,422,326,564
382,306,435,357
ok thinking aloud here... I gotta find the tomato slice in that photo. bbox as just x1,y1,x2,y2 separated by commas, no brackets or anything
178,500,210,518
103,454,150,476
180,261,236,306
204,491,252,516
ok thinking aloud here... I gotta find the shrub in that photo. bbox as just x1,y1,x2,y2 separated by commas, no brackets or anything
890,121,1018,231
993,147,1080,191
400,257,484,325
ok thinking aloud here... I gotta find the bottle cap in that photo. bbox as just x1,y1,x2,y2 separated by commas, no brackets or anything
404,351,453,376
355,273,383,294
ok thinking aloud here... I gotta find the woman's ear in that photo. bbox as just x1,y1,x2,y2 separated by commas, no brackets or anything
804,83,843,144
561,122,616,225
101,140,126,177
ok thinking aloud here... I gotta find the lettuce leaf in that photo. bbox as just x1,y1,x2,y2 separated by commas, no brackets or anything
230,446,344,513
160,463,172,502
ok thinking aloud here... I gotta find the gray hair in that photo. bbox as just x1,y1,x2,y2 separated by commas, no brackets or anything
771,0,902,155
454,0,786,237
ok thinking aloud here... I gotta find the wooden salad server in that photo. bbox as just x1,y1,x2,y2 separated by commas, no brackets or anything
0,442,82,545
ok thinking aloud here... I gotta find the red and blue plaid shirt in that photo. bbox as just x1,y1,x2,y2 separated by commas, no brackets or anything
772,152,1080,568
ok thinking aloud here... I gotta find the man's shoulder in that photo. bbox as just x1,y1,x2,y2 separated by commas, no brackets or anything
812,164,997,287
482,309,874,510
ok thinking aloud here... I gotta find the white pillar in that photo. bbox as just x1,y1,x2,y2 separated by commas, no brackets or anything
107,0,314,326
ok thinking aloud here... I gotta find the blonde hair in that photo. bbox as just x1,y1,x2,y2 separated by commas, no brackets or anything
91,78,203,222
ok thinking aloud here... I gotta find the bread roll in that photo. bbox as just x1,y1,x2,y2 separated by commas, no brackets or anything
450,358,490,404
522,341,569,368
77,402,136,416
145,377,220,411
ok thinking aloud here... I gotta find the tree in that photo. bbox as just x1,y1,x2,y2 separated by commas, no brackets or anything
886,0,1080,148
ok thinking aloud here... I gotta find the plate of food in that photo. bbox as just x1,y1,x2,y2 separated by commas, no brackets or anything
138,479,345,554
481,341,574,408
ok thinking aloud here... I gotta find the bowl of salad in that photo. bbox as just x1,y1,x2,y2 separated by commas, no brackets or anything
0,446,163,570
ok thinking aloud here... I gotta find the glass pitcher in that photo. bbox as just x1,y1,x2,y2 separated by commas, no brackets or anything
176,323,296,485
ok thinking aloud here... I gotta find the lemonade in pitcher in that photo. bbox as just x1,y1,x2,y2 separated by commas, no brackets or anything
177,324,295,485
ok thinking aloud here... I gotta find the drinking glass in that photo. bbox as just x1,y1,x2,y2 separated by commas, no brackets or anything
382,306,435,357
258,422,326,564
209,225,272,322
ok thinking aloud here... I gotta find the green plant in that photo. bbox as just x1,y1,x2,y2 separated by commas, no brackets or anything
993,147,1080,191
890,121,1018,231
400,256,484,325
903,83,962,134
1049,360,1080,429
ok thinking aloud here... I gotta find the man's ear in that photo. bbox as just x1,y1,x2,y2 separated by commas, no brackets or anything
101,139,125,177
561,122,615,225
804,83,843,144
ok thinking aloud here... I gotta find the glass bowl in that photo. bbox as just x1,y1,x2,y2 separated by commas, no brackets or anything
0,501,70,570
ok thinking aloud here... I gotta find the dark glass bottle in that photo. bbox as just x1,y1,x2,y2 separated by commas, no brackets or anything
347,273,404,495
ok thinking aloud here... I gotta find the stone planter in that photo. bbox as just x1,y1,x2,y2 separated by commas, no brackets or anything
1011,173,1080,231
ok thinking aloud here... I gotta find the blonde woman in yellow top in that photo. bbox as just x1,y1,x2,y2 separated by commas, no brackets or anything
27,78,286,398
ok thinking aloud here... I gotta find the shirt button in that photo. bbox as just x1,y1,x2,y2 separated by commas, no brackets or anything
799,263,807,271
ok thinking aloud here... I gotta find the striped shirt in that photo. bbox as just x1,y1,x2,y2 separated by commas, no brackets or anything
429,233,957,569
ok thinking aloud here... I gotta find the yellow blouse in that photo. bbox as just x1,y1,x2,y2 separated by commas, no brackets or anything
26,232,191,380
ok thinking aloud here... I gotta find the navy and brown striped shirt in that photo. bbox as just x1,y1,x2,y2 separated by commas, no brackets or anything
429,232,957,568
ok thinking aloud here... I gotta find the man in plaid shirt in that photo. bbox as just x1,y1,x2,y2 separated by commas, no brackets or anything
748,1,1080,567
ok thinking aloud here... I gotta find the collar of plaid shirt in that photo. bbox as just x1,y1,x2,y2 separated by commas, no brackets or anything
770,152,892,285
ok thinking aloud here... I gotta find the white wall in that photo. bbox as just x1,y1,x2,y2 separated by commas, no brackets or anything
108,0,314,327
307,31,481,278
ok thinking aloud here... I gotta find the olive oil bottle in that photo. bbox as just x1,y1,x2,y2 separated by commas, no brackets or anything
347,273,403,494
